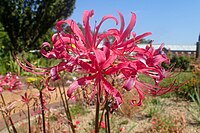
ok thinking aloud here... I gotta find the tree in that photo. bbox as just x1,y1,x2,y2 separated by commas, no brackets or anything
0,23,10,55
0,0,76,53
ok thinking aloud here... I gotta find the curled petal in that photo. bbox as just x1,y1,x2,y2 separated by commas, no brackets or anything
119,12,136,42
50,61,75,81
83,10,94,26
135,32,152,42
67,75,96,97
135,80,177,96
15,56,47,75
56,20,65,32
52,34,59,44
65,19,87,49
50,67,60,81
41,42,56,58
123,77,136,91
117,11,125,34
45,77,56,91
131,85,144,106
147,54,168,66
83,10,94,48
94,15,118,47
154,43,164,55
102,77,122,106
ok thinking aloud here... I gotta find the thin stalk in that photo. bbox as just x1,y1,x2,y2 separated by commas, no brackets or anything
39,90,46,133
102,96,111,133
8,116,17,133
105,109,110,133
104,99,111,133
62,82,75,133
98,106,105,129
58,83,75,133
27,104,31,133
1,111,11,133
105,113,107,133
58,84,68,115
0,94,17,133
95,81,101,133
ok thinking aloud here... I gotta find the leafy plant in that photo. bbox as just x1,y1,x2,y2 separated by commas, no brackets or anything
70,103,88,117
189,88,200,124
145,98,162,118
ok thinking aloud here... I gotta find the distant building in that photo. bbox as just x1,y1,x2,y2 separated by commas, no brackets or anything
163,45,196,57
137,43,196,57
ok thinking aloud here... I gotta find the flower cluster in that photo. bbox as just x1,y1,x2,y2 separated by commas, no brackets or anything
0,72,22,93
18,10,174,107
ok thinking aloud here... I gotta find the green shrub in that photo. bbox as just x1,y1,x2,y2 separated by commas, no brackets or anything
162,55,191,71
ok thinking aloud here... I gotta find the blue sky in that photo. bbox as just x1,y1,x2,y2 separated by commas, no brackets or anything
70,0,200,45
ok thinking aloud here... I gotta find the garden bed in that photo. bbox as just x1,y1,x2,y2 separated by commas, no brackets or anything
1,90,200,133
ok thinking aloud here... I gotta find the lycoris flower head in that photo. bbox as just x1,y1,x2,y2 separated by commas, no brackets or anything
21,92,31,104
18,10,176,108
0,72,22,93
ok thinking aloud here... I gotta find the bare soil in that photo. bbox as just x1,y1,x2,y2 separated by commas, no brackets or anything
0,88,200,133
70,97,200,133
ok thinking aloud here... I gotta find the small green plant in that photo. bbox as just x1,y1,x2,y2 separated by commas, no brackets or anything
189,88,200,124
127,124,136,133
145,98,162,118
70,103,88,117
48,114,58,121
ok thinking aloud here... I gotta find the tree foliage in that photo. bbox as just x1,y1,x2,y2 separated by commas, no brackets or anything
0,0,76,53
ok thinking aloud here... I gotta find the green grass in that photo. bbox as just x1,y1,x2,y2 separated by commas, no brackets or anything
70,103,89,117
144,97,162,118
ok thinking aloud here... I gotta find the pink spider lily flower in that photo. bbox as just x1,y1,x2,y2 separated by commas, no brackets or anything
0,73,22,93
40,10,126,106
42,10,174,105
21,92,31,104
117,45,175,105
17,10,175,108
55,10,150,106
53,10,173,106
